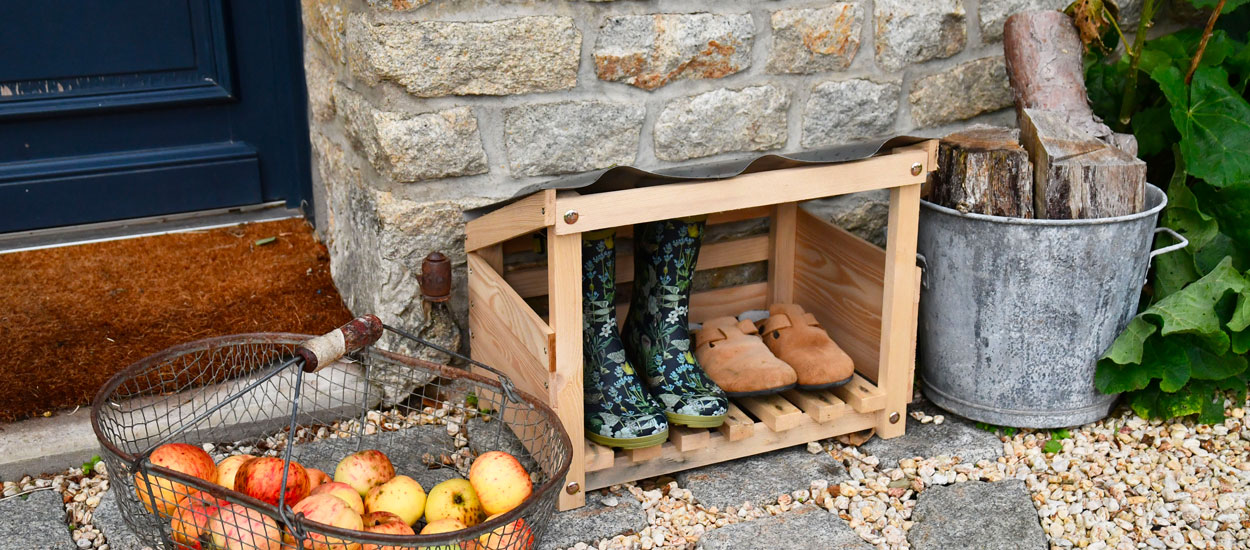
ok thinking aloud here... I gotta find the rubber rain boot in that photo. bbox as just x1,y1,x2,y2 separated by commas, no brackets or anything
581,229,669,449
623,216,728,428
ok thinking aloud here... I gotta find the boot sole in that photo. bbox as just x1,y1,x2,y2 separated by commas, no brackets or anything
796,376,854,391
724,383,798,398
586,430,669,450
665,411,727,429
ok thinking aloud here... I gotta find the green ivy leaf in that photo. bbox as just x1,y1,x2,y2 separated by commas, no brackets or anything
1229,290,1250,332
1131,105,1176,157
1043,439,1063,454
1186,345,1248,380
1154,65,1250,188
1085,56,1131,123
1195,182,1250,245
1101,317,1158,366
1141,257,1247,353
1155,337,1194,392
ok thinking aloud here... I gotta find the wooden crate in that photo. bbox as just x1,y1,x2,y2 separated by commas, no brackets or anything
465,142,934,510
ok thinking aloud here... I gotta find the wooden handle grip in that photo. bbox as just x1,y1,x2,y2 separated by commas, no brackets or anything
296,314,384,372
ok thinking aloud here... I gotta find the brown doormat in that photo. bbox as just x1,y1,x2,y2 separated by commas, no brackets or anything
0,218,354,422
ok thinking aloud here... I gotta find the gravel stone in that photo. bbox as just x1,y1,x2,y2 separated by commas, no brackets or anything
802,78,900,148
909,56,1013,127
505,101,644,177
594,13,753,90
909,480,1047,550
677,446,846,510
87,491,146,550
540,490,647,550
860,401,1003,467
347,14,579,97
335,86,487,182
654,86,789,161
767,5,862,74
874,0,966,71
696,506,873,550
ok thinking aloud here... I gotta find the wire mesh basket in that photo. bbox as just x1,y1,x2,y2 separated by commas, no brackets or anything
91,316,572,550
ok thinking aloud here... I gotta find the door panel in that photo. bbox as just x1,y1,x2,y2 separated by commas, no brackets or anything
0,1,311,233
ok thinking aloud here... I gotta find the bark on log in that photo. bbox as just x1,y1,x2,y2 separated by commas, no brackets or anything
932,127,1034,218
1019,108,1147,219
1003,11,1114,142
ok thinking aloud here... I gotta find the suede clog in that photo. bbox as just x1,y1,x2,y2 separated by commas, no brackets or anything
757,304,855,390
694,316,797,397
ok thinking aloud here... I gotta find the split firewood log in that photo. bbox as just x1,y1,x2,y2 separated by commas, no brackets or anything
931,127,1033,217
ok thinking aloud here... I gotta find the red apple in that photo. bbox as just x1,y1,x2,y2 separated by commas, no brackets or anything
333,450,394,497
216,455,255,491
286,493,364,550
475,514,533,550
306,468,332,488
361,511,415,550
134,443,218,517
469,452,532,516
309,481,364,515
235,457,310,507
169,490,227,550
207,503,282,550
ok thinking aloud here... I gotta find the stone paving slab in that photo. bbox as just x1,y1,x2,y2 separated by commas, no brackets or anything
0,489,78,550
539,489,647,550
695,506,874,550
93,490,149,550
676,445,847,510
860,401,1002,468
908,480,1047,550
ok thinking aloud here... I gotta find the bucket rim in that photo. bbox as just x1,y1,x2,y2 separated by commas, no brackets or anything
920,183,1166,226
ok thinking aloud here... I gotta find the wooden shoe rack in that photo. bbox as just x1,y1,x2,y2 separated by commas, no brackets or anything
465,141,934,510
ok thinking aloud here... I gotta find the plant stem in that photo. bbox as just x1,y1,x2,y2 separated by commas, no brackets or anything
1186,0,1226,84
1118,0,1159,127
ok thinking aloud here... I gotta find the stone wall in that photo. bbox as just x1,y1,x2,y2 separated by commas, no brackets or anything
301,0,1129,337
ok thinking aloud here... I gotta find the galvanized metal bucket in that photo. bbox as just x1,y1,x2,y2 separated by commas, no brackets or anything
916,184,1187,428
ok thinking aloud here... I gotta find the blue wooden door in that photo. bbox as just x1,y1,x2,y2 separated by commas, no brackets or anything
0,1,311,233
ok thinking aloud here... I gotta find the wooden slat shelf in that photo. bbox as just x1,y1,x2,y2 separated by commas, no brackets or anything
466,143,930,510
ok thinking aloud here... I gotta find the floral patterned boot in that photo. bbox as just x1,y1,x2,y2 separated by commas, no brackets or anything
581,229,670,449
623,217,729,428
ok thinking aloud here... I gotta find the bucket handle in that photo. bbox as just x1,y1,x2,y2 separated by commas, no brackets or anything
1149,227,1189,263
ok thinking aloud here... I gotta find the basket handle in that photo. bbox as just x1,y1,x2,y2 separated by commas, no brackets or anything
296,315,384,372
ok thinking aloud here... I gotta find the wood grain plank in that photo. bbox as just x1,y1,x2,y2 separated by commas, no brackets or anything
468,253,554,372
506,236,770,299
718,403,755,442
669,425,710,453
547,230,586,510
466,190,554,252
832,374,887,414
768,203,798,305
875,182,921,438
738,394,805,432
586,410,878,490
627,444,664,463
793,208,885,381
781,389,847,424
586,441,616,473
553,152,928,235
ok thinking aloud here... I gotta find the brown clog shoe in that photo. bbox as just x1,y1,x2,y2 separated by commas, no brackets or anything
694,316,797,397
757,304,855,390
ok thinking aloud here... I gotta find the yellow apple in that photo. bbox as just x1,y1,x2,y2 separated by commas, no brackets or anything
334,450,395,497
468,452,533,516
285,493,364,550
420,517,467,534
310,481,365,515
424,478,484,527
215,455,255,491
364,475,426,526
476,514,534,550
207,503,282,550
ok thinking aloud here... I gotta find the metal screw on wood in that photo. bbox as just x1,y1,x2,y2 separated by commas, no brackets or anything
565,481,580,495
889,411,901,424
564,210,579,224
910,163,923,176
